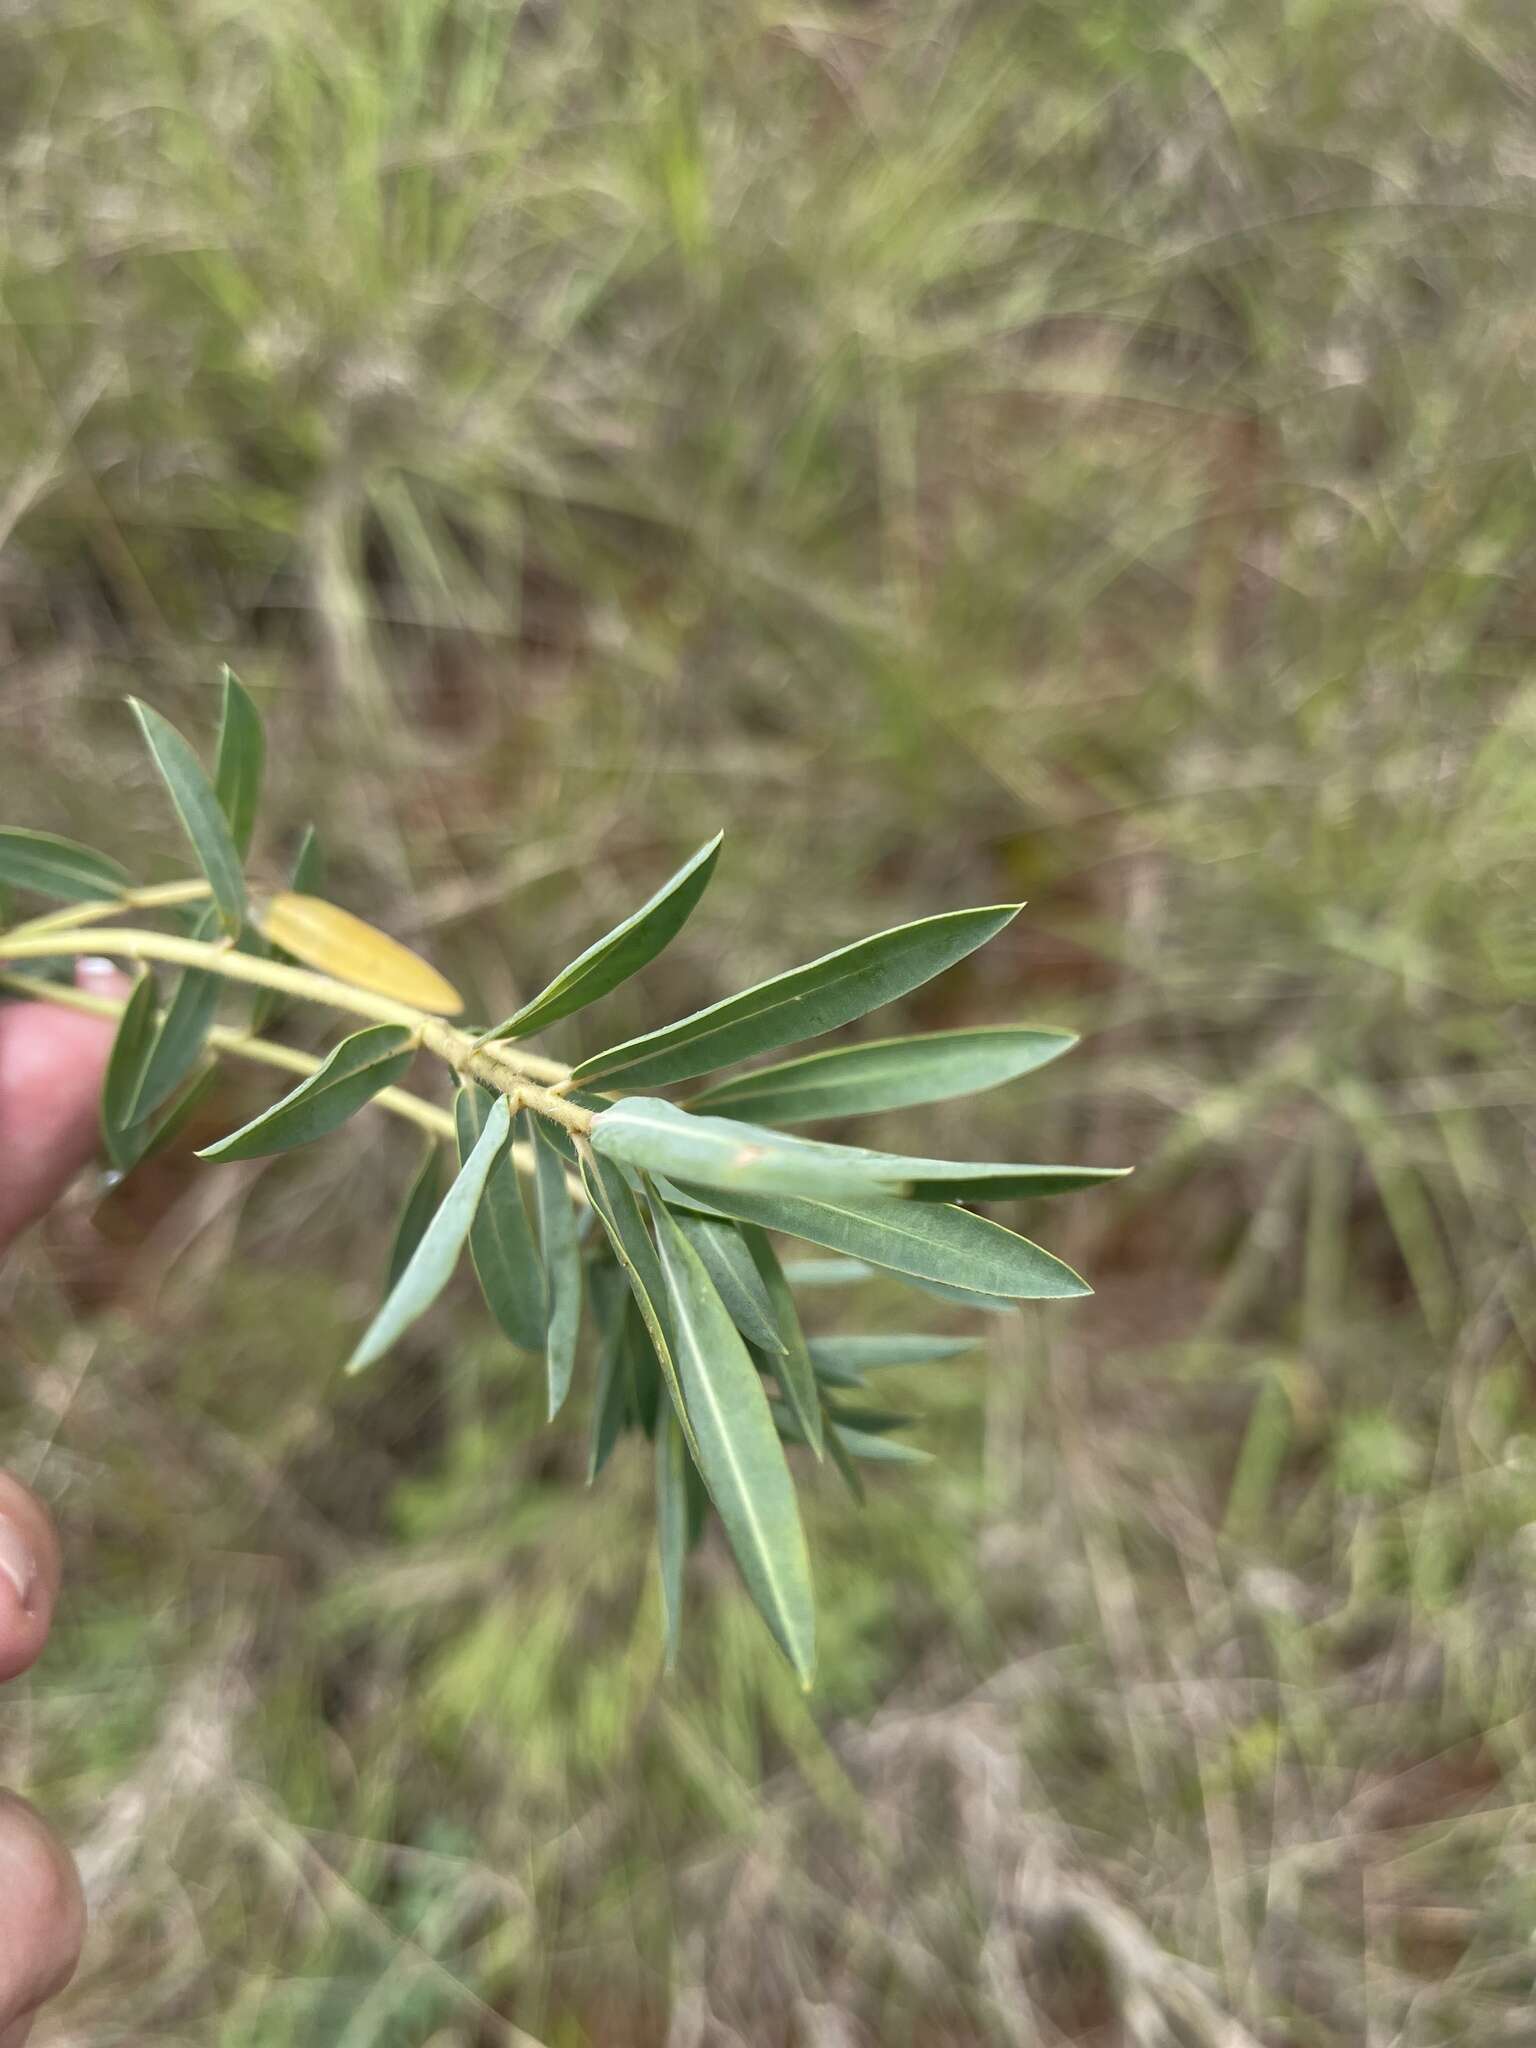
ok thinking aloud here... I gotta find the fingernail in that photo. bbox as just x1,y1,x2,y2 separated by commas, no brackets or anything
0,1517,37,1611
76,956,120,989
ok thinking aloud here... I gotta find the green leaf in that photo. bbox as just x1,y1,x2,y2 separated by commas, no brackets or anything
346,1094,511,1374
591,1094,1125,1205
674,1214,785,1355
532,1115,582,1418
901,1162,1130,1201
128,698,246,933
482,832,722,1041
588,1269,634,1482
590,1096,886,1200
198,1024,414,1160
136,1061,219,1164
900,1273,1017,1315
127,906,222,1122
213,668,265,859
833,1426,933,1465
781,1257,876,1289
667,1181,1090,1300
772,1403,932,1465
578,1149,701,1465
291,824,324,896
688,1025,1078,1124
823,1410,867,1503
809,1334,977,1378
741,1226,823,1458
100,974,160,1170
573,904,1021,1090
0,828,129,904
456,1084,544,1352
388,1142,444,1291
656,1405,690,1673
649,1193,816,1686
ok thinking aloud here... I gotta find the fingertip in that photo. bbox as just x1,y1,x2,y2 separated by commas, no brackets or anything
0,1477,59,1684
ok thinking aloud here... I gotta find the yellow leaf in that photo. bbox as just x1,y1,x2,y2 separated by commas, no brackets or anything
258,892,464,1016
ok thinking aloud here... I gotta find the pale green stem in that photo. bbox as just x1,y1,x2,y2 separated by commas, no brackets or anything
0,969,455,1140
0,926,586,1130
5,879,213,942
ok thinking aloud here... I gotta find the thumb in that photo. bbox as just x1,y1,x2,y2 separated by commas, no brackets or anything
0,961,132,1253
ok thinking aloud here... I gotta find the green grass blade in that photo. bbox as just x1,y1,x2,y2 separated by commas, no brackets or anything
456,1084,544,1352
346,1094,511,1375
483,832,722,1041
532,1113,582,1418
649,1192,816,1686
213,668,265,859
0,829,129,904
668,1181,1090,1300
129,698,246,932
573,904,1021,1090
687,1025,1078,1124
198,1024,414,1160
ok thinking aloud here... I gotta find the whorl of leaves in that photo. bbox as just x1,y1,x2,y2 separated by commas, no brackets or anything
0,684,1127,1684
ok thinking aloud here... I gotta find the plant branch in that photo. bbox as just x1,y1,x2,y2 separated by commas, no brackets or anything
0,925,590,1139
0,970,456,1141
5,879,212,943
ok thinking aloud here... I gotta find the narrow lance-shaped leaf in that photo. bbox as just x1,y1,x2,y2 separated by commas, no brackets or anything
772,1401,932,1466
809,1334,976,1379
588,1267,634,1483
214,668,265,859
649,1191,816,1686
656,1405,690,1673
136,1061,219,1165
590,1096,882,1200
591,1095,1126,1204
667,1180,1091,1301
900,1272,1017,1315
832,1425,933,1465
346,1094,511,1374
128,698,246,933
574,904,1021,1091
0,829,129,905
577,1147,702,1465
100,974,160,1171
674,1214,785,1355
483,832,723,1042
387,1142,444,1291
823,1403,867,1504
456,1084,545,1352
781,1257,875,1289
198,1024,414,1161
740,1226,822,1458
532,1114,582,1419
256,893,463,1016
127,905,222,1122
688,1025,1079,1125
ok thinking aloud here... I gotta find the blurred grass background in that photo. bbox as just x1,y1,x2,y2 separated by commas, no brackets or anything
5,0,1536,2040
